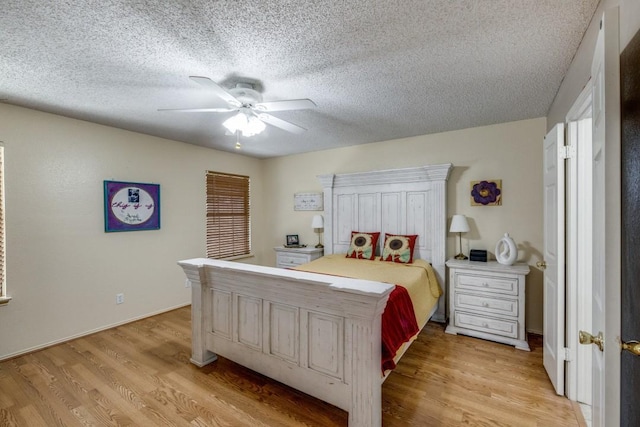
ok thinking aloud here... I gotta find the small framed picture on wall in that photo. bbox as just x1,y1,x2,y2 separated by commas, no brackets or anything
294,192,323,211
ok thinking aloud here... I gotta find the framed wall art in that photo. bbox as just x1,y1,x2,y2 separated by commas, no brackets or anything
104,180,160,232
470,179,502,206
294,192,323,211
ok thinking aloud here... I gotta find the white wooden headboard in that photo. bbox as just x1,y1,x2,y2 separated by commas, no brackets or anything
317,164,453,323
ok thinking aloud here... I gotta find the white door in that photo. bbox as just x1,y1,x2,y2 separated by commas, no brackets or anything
564,81,594,405
542,123,565,395
585,9,621,427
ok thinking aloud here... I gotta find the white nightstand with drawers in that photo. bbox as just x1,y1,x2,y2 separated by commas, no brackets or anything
274,246,324,268
445,258,531,351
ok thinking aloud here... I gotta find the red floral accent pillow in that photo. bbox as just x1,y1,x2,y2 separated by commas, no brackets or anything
346,231,380,260
380,233,418,264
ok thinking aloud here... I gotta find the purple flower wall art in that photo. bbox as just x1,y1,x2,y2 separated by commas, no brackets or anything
470,180,502,206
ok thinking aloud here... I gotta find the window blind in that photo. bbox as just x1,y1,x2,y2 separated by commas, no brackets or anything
206,171,250,259
0,146,5,298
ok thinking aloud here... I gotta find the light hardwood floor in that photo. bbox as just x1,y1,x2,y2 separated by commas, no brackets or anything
0,307,584,426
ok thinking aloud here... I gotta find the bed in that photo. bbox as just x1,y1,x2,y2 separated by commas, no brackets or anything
178,163,452,426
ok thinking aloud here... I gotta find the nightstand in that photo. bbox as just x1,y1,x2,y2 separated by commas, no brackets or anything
445,258,531,351
274,246,324,268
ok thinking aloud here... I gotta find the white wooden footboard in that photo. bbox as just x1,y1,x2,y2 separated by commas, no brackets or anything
179,258,394,427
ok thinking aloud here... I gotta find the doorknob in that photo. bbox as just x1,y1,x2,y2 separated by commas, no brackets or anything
536,260,547,269
619,339,640,356
579,330,604,351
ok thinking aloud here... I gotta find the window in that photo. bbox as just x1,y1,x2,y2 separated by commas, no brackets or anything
0,145,8,305
205,171,251,259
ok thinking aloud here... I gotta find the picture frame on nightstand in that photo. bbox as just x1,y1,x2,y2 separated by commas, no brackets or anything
286,234,300,246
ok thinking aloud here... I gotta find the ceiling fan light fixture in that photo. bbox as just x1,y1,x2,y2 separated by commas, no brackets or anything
244,114,266,136
167,76,315,138
222,111,266,137
222,112,247,133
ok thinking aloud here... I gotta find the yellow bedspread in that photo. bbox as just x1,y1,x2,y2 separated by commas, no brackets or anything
293,254,442,328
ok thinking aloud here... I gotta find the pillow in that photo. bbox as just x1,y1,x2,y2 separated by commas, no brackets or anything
346,231,380,260
380,233,418,264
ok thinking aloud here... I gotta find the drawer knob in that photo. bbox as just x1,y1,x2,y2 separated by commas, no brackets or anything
482,302,489,307
483,322,489,328
482,282,489,287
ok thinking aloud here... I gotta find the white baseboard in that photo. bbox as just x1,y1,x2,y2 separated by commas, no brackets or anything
527,328,543,336
0,302,191,362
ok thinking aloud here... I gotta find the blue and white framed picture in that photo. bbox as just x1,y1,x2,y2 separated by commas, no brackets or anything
104,180,160,232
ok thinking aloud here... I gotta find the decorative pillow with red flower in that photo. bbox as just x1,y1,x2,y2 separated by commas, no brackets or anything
380,233,418,264
346,231,380,260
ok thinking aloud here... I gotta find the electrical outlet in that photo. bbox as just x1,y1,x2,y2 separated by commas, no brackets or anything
116,293,124,304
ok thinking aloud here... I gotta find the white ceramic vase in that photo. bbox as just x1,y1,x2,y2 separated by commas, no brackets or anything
495,233,518,265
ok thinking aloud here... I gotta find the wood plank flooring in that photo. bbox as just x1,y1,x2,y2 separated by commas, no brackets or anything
0,307,584,426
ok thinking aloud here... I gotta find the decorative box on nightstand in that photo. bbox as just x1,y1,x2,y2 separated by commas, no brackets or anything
445,258,531,351
274,246,324,268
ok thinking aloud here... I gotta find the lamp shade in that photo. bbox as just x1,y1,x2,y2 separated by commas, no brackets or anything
449,215,470,233
311,215,324,229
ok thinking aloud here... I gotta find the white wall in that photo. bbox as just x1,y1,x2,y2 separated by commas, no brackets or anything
263,118,547,333
620,0,640,50
0,104,266,359
547,0,640,128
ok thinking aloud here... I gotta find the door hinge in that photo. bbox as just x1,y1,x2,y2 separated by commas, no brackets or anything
564,347,573,361
559,145,576,159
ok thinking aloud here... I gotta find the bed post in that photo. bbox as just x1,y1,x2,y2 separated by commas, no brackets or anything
178,259,217,367
348,305,386,427
431,172,449,323
318,173,335,255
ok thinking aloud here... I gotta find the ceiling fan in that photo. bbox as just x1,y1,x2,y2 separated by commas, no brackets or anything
159,76,316,136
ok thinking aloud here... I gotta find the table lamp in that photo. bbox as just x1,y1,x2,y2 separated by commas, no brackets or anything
449,214,470,260
311,215,324,248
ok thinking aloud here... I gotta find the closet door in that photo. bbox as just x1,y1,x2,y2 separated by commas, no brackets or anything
542,123,565,396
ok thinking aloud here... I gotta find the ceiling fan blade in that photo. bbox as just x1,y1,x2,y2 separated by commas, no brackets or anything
254,99,316,112
189,76,242,108
258,113,307,134
158,107,236,113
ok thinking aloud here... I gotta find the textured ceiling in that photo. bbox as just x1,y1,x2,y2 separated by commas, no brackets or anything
1,1,599,158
